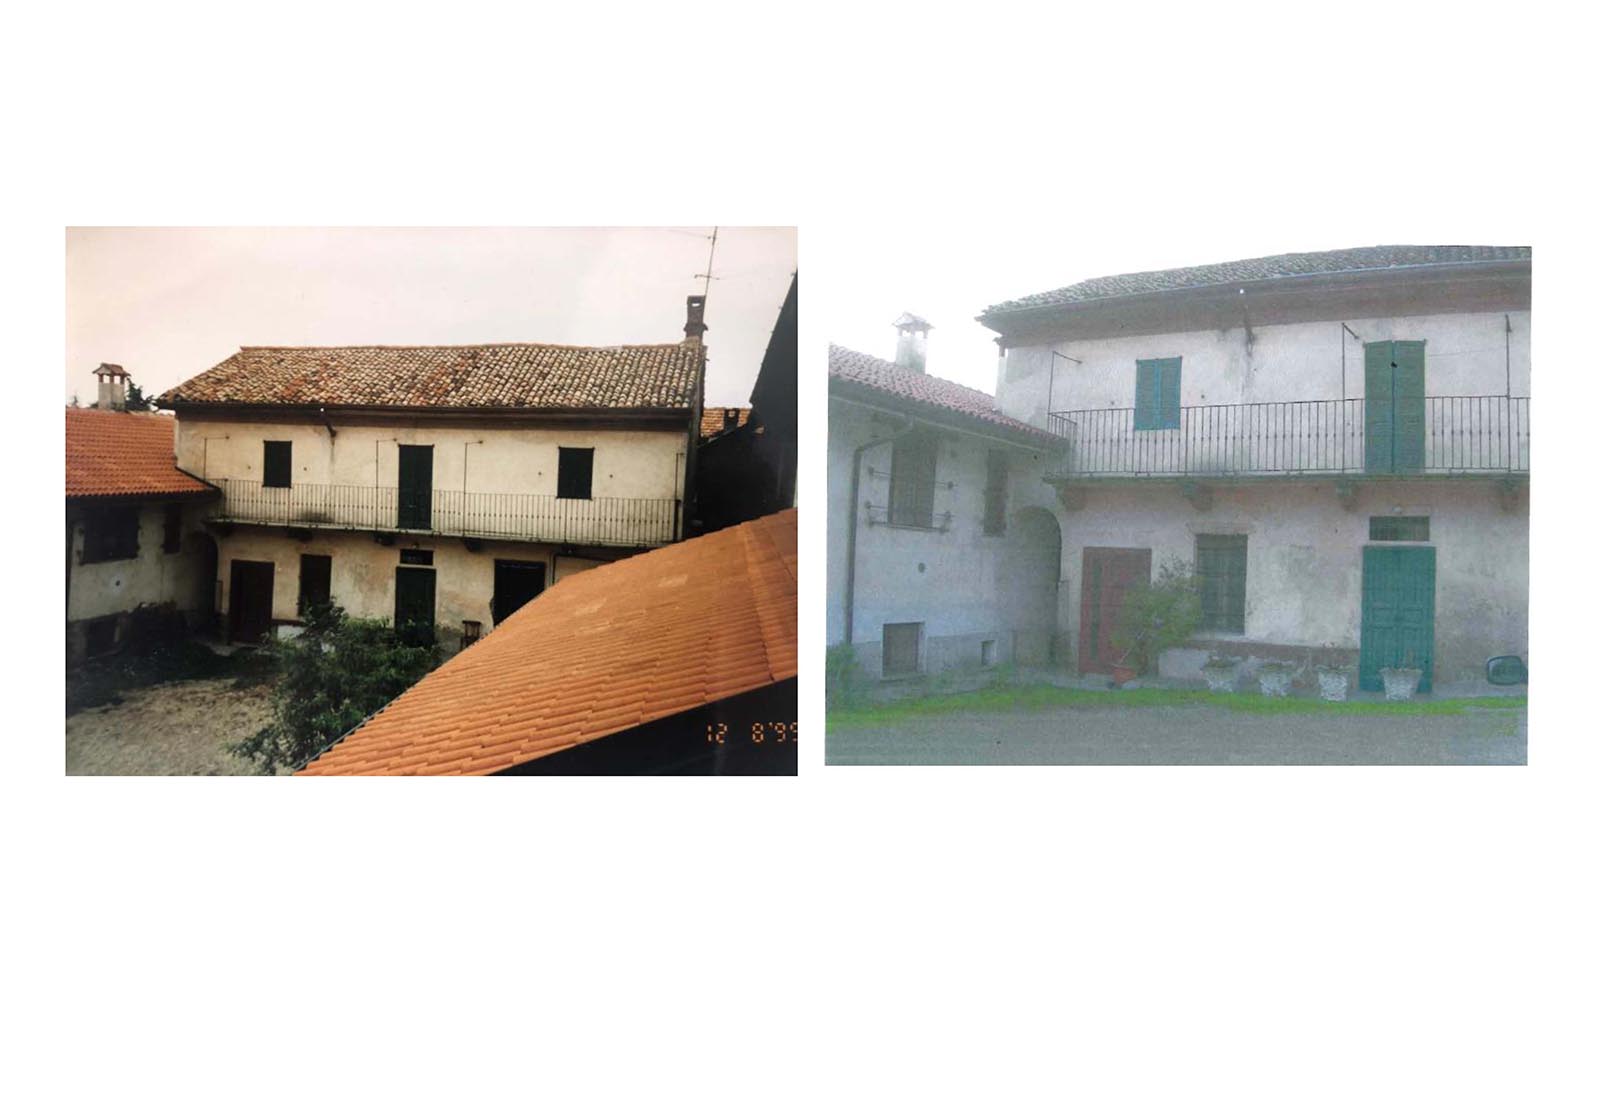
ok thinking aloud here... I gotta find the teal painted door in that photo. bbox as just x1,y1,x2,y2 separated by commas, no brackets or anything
1364,340,1426,473
1359,545,1435,692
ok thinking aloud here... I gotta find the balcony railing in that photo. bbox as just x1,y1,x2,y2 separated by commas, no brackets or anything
213,479,679,547
1045,395,1529,478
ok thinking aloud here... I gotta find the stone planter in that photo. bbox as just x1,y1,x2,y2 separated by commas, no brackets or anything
1257,663,1295,698
1202,662,1240,694
1315,668,1351,703
1380,667,1423,701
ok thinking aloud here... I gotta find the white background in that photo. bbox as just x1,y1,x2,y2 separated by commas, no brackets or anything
4,3,1596,1098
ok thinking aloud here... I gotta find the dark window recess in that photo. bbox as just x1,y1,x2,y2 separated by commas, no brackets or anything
982,450,1008,535
400,548,434,566
298,554,332,616
557,447,595,500
888,433,938,528
394,567,437,645
882,622,923,677
81,505,141,563
1196,534,1247,634
1369,516,1430,542
84,616,120,657
162,503,183,553
262,441,293,488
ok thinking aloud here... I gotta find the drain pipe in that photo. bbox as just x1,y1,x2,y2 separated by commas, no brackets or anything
844,414,915,645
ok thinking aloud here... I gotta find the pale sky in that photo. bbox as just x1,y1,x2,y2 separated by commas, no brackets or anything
821,223,1531,400
65,227,797,408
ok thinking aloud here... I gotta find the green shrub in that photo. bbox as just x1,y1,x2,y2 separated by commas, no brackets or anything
1110,560,1203,673
230,603,439,774
825,643,864,711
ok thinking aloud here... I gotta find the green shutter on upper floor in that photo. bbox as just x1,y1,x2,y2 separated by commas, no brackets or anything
1134,357,1181,431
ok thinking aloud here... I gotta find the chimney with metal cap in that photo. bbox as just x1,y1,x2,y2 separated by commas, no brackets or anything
893,313,932,373
684,295,708,346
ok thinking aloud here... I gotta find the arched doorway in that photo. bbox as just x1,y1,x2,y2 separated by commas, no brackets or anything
1004,507,1063,667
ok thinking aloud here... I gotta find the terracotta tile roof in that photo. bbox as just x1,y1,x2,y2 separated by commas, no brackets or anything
158,342,704,412
297,508,798,776
65,409,214,499
981,245,1532,317
828,344,1057,445
700,405,751,438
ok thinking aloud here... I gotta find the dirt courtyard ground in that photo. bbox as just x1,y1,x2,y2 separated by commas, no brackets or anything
827,704,1527,766
66,678,278,776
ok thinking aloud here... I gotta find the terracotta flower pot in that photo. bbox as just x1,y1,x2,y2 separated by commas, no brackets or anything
1111,663,1138,685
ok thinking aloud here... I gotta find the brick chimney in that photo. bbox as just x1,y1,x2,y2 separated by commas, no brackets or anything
893,313,932,373
683,295,708,346
94,363,130,410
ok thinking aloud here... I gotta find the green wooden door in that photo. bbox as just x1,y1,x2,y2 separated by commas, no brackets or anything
1359,545,1435,692
394,566,437,644
397,445,433,530
1364,340,1426,473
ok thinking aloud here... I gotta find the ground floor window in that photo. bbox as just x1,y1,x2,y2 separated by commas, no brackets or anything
882,621,923,677
1195,534,1247,634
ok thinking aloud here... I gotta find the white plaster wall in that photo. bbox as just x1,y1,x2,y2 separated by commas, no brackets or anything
1055,480,1527,683
176,419,687,502
827,396,1066,674
214,527,610,645
996,309,1531,427
68,501,212,622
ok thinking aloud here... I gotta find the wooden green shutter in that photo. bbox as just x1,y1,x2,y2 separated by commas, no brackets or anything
1364,341,1395,472
1134,360,1158,430
1391,340,1426,473
1158,359,1182,429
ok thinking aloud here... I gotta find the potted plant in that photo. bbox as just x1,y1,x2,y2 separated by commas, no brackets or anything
1257,660,1295,698
1202,652,1241,693
1380,651,1424,701
1108,561,1202,687
1313,644,1353,702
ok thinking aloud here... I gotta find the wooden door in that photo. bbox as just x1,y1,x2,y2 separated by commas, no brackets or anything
228,560,275,643
1078,547,1152,675
397,445,433,530
1360,545,1435,692
394,566,437,644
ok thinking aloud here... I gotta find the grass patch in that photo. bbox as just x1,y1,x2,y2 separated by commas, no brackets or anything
827,683,1527,730
67,642,269,715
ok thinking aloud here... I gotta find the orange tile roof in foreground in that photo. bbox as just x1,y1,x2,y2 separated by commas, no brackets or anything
298,508,798,776
65,408,215,499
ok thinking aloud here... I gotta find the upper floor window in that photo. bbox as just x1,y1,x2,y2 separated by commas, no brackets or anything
162,503,183,554
888,433,938,528
557,447,594,500
1134,357,1182,430
982,449,1008,535
82,505,140,564
262,441,292,488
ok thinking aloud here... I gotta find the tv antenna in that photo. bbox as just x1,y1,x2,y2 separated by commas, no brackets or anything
693,227,720,302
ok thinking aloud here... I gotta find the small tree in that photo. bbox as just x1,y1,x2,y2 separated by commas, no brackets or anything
231,602,439,774
1110,560,1203,673
125,381,154,411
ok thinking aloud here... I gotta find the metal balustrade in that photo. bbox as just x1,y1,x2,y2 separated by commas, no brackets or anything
214,479,679,547
1045,396,1529,478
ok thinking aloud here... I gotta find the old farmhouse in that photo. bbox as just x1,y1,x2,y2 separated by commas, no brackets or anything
155,299,712,651
831,246,1530,693
66,369,219,664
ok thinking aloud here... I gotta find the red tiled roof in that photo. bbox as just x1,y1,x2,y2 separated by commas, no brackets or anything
700,405,751,438
158,342,703,412
828,344,1057,445
297,508,798,776
65,409,214,499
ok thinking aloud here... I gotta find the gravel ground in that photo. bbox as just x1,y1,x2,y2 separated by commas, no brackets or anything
66,678,278,776
827,705,1527,766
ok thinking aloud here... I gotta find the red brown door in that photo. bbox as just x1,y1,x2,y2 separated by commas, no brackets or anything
1078,547,1152,675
